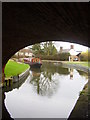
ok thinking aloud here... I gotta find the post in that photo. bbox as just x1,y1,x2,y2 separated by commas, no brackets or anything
69,56,70,61
5,80,7,86
9,79,11,86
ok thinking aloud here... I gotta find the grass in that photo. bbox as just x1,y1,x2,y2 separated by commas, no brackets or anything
66,61,90,68
4,60,30,78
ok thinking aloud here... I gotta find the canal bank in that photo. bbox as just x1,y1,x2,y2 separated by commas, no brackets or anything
42,60,89,119
42,60,90,73
60,61,89,119
2,64,30,120
2,72,30,120
2,60,30,87
68,82,89,119
61,62,90,73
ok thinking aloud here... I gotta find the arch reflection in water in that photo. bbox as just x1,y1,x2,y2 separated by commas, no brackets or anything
4,62,88,118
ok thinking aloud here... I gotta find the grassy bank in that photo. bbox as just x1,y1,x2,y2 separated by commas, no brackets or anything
66,61,90,68
4,60,30,78
42,60,90,68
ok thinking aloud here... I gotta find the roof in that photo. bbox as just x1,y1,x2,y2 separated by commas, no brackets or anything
61,49,70,53
19,48,32,53
60,48,82,56
69,49,82,56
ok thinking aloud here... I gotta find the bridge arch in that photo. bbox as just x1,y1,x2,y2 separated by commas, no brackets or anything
2,2,88,65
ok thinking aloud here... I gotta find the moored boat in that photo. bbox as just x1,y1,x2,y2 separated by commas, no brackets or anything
23,57,42,68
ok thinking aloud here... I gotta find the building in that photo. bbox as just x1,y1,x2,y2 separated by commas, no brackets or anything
15,48,35,58
59,45,82,61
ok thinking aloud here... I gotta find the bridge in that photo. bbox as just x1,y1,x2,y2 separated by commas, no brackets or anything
2,2,89,65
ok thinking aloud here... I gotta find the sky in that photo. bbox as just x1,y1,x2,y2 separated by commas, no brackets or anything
26,41,88,52
53,41,88,52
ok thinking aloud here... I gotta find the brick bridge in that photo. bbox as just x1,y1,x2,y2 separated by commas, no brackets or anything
2,2,89,66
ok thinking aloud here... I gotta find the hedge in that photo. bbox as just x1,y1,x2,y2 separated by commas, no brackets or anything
36,53,70,61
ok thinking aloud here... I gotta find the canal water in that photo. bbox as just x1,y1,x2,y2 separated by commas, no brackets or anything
3,62,88,118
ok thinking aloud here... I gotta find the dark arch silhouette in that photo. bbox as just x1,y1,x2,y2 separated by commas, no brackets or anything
2,2,88,65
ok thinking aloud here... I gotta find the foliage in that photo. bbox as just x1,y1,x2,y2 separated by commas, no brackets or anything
32,42,70,61
36,52,70,61
43,41,57,55
80,49,90,61
57,53,70,61
32,41,57,56
32,43,43,55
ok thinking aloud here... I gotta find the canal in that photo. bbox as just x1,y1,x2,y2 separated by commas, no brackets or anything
3,62,88,119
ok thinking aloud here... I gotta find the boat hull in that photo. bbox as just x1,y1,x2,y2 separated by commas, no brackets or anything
29,63,42,68
24,62,42,68
23,57,42,68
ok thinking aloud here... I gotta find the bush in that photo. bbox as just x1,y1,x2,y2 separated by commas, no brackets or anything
36,52,70,61
80,50,90,61
57,53,70,61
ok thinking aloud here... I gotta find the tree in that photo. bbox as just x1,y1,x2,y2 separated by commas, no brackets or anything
31,41,57,57
52,45,57,55
43,41,57,55
43,42,49,55
80,49,90,61
32,43,42,55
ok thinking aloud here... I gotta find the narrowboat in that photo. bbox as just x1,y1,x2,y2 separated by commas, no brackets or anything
23,57,42,68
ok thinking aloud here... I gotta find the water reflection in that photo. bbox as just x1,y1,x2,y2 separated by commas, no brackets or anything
41,62,69,75
30,70,59,97
4,62,88,118
30,63,69,97
77,70,88,79
69,69,73,80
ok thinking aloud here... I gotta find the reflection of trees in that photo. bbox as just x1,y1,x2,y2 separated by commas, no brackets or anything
41,62,69,75
30,63,69,97
30,71,59,97
40,72,59,97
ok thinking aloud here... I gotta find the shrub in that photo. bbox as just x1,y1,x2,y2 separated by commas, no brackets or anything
36,52,70,61
80,50,90,61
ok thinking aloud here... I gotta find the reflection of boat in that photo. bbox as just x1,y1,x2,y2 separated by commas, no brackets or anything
23,57,42,68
